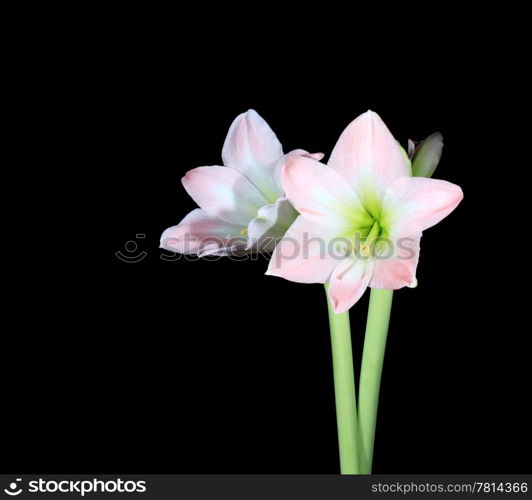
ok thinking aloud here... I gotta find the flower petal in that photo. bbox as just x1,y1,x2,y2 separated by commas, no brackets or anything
327,110,410,195
288,149,325,161
247,197,298,252
382,177,463,237
266,216,344,284
328,257,374,313
222,109,284,202
265,150,327,198
281,155,372,228
160,209,248,256
182,166,268,226
370,234,420,289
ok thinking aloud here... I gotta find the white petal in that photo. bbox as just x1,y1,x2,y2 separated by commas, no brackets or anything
247,197,298,252
222,109,284,202
160,209,248,256
182,166,268,226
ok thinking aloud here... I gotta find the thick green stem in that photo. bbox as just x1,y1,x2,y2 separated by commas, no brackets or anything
324,284,360,474
358,288,394,473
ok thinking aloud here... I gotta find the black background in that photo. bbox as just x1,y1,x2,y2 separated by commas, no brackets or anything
2,14,529,474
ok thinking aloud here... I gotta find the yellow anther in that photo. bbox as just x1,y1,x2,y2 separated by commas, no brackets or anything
240,228,248,236
360,243,371,257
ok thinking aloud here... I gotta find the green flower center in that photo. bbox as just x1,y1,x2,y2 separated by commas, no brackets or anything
346,188,391,258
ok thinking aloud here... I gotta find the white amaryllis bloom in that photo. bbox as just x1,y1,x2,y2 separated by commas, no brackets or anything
161,110,323,256
267,111,463,312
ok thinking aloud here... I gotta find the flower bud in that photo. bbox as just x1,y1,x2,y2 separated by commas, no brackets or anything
411,132,443,178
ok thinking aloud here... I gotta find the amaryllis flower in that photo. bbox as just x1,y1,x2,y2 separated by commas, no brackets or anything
161,110,323,256
266,111,463,313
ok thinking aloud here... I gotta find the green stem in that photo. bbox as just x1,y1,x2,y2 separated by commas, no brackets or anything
358,288,394,473
324,284,360,474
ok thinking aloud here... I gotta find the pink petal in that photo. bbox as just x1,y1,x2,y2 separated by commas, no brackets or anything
281,155,371,228
327,110,410,195
288,149,325,161
328,257,374,313
266,216,343,284
182,166,268,226
160,209,248,256
264,150,327,198
370,234,420,289
222,109,284,202
382,177,463,237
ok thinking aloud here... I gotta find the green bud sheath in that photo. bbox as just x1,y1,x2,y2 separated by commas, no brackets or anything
411,132,443,178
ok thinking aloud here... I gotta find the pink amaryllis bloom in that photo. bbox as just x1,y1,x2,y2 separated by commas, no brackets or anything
266,111,463,313
161,110,323,256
